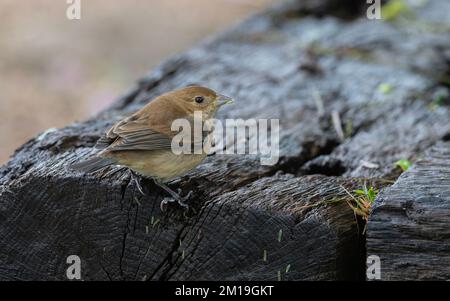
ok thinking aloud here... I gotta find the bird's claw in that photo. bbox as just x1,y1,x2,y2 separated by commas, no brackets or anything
160,190,193,212
135,183,146,196
131,171,146,195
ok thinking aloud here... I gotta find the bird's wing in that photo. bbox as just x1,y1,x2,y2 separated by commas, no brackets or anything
96,114,173,152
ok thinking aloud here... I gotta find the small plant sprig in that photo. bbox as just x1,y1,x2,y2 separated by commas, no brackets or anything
428,91,449,111
381,0,412,21
340,183,379,225
394,159,412,172
354,185,378,204
277,264,291,281
378,83,394,94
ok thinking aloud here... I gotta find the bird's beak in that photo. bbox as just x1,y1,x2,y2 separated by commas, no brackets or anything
216,94,234,107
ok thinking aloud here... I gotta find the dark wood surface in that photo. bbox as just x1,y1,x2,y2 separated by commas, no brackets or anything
367,143,450,280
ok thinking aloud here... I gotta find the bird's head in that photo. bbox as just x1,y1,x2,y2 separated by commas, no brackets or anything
167,86,233,119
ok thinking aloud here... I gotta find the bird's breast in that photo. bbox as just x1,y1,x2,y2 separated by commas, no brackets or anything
113,150,207,182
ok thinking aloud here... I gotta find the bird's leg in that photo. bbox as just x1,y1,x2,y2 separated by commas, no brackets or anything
155,180,192,211
207,136,216,157
130,170,146,195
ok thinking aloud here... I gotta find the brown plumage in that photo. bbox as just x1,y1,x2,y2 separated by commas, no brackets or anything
71,86,233,209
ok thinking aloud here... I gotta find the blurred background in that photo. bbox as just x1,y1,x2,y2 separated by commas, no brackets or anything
0,0,277,164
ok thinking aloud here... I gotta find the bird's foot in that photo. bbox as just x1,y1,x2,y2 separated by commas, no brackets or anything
160,190,193,212
130,171,146,195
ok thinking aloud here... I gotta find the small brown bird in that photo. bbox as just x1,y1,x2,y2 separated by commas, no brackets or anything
71,86,233,210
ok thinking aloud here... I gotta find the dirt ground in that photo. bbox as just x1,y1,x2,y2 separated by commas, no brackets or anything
0,0,277,164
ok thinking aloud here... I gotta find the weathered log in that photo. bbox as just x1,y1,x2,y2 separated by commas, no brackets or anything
1,0,450,280
367,142,450,281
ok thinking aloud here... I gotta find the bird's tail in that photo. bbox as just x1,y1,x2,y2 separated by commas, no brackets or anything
70,157,117,174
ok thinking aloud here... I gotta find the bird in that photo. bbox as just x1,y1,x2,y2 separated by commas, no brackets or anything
71,86,233,210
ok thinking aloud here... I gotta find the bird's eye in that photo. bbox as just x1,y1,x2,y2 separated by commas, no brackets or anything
195,96,204,104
